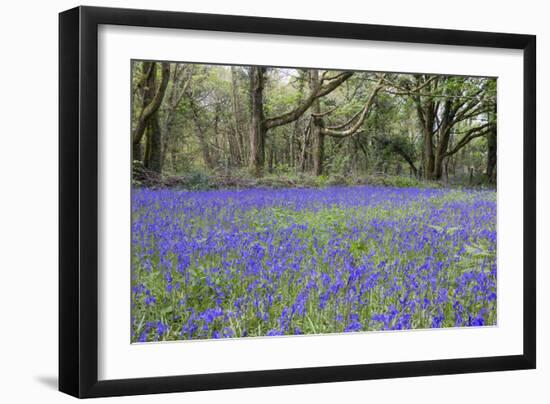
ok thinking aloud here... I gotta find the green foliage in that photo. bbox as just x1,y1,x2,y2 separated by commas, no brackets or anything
131,60,498,188
131,187,497,341
181,169,212,190
363,174,440,189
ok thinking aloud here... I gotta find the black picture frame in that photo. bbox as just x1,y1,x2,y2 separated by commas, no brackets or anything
59,5,536,398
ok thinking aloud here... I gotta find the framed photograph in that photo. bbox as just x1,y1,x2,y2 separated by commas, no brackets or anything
59,6,536,398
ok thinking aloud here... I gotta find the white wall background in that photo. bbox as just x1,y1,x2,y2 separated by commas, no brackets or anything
0,0,546,402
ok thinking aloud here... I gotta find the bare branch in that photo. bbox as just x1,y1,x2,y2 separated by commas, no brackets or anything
310,105,339,117
381,75,437,94
132,62,171,145
321,76,385,138
321,71,350,83
263,72,354,130
444,122,495,157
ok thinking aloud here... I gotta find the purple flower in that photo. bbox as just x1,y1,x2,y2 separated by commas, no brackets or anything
131,186,497,341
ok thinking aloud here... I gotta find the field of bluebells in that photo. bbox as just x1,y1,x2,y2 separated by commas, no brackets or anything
131,186,496,342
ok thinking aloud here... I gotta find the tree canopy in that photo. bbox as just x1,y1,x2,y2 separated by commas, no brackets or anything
131,61,497,186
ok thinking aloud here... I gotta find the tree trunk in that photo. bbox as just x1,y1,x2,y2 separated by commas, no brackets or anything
231,66,245,165
309,70,325,176
486,127,497,183
249,66,266,177
290,122,297,169
132,62,154,162
423,127,435,180
190,100,215,170
268,133,274,173
145,115,163,173
433,155,443,180
300,125,310,172
161,112,177,170
413,77,437,180
312,123,325,176
133,143,142,162
432,102,453,180
171,149,178,173
160,64,193,170
132,62,170,161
